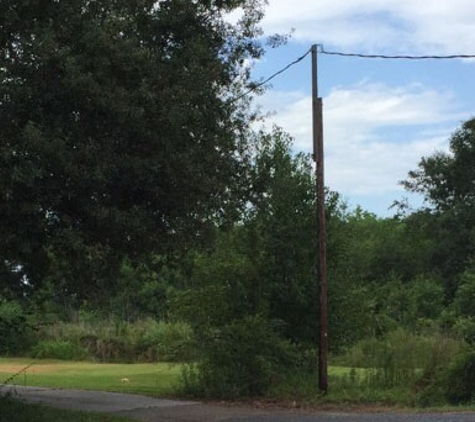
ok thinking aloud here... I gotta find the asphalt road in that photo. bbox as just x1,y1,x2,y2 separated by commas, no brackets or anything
2,385,475,422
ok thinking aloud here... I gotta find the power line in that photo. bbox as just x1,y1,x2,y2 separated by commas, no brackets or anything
319,45,475,60
230,44,475,102
230,48,311,103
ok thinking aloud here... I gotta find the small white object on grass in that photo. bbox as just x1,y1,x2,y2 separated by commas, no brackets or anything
121,378,130,383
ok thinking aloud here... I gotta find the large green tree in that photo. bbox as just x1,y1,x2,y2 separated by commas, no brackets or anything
0,0,266,298
403,118,475,295
177,129,372,352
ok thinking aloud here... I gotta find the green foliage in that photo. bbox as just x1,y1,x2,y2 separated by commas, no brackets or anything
403,118,475,295
174,226,299,396
180,315,298,398
246,129,320,344
449,269,475,344
34,319,194,363
441,350,475,404
174,129,385,397
107,259,176,321
247,130,372,349
370,276,445,333
0,300,35,355
341,210,435,284
0,0,267,300
453,317,475,344
418,349,475,406
323,208,442,340
410,276,445,321
337,329,463,389
404,118,475,211
134,320,194,362
327,267,372,350
454,269,475,318
31,340,89,361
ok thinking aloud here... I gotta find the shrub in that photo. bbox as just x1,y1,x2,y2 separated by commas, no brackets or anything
135,320,195,362
417,348,475,406
336,329,463,388
454,271,475,318
180,315,298,398
31,340,89,361
453,317,475,344
35,318,194,362
442,350,475,404
0,300,35,355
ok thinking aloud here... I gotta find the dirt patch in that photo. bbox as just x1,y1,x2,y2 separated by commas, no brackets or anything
0,364,63,374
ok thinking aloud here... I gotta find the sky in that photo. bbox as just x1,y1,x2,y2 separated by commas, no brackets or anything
245,0,475,216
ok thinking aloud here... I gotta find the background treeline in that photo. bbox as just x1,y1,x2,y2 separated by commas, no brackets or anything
1,0,475,407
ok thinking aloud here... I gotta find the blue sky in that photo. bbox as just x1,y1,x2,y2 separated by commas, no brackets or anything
241,1,475,216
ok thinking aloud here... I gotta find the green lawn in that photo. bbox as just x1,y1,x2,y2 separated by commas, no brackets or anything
0,359,370,399
3,359,475,411
0,358,181,396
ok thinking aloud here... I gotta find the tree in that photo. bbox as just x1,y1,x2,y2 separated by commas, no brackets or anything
177,129,372,356
403,118,475,295
248,129,320,344
0,0,266,299
174,129,322,397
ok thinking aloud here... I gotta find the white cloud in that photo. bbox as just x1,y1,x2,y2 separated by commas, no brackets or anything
256,82,468,196
246,1,475,215
261,0,475,54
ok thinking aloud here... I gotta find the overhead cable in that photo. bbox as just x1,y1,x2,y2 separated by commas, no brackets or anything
230,48,311,103
230,44,475,102
319,45,475,60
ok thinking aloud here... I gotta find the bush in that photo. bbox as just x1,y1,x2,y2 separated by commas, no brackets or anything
454,271,475,318
454,317,475,344
0,300,35,355
337,329,463,388
442,350,475,404
180,315,298,398
417,349,475,406
31,340,89,361
135,320,195,362
34,318,194,362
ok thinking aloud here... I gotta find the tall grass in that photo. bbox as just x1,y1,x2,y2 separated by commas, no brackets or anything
32,318,195,363
271,330,464,406
335,329,463,387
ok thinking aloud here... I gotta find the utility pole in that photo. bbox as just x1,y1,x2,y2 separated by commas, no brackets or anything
311,44,328,393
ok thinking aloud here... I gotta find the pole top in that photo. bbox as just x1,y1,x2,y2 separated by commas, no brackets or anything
311,44,323,53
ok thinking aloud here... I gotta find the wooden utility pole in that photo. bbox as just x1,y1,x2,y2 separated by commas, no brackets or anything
311,44,328,393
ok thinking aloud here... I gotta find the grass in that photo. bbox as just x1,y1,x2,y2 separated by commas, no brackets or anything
0,358,376,400
0,395,132,422
2,358,475,411
0,358,181,396
32,319,195,363
0,359,419,405
271,367,417,407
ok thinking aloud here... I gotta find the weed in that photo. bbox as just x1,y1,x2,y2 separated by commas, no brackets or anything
33,319,194,363
335,329,462,388
32,341,89,361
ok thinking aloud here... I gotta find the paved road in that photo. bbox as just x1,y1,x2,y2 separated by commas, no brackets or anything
2,385,475,422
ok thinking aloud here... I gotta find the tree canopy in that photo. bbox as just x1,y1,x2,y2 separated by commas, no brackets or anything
404,118,475,212
403,118,475,294
0,0,266,298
